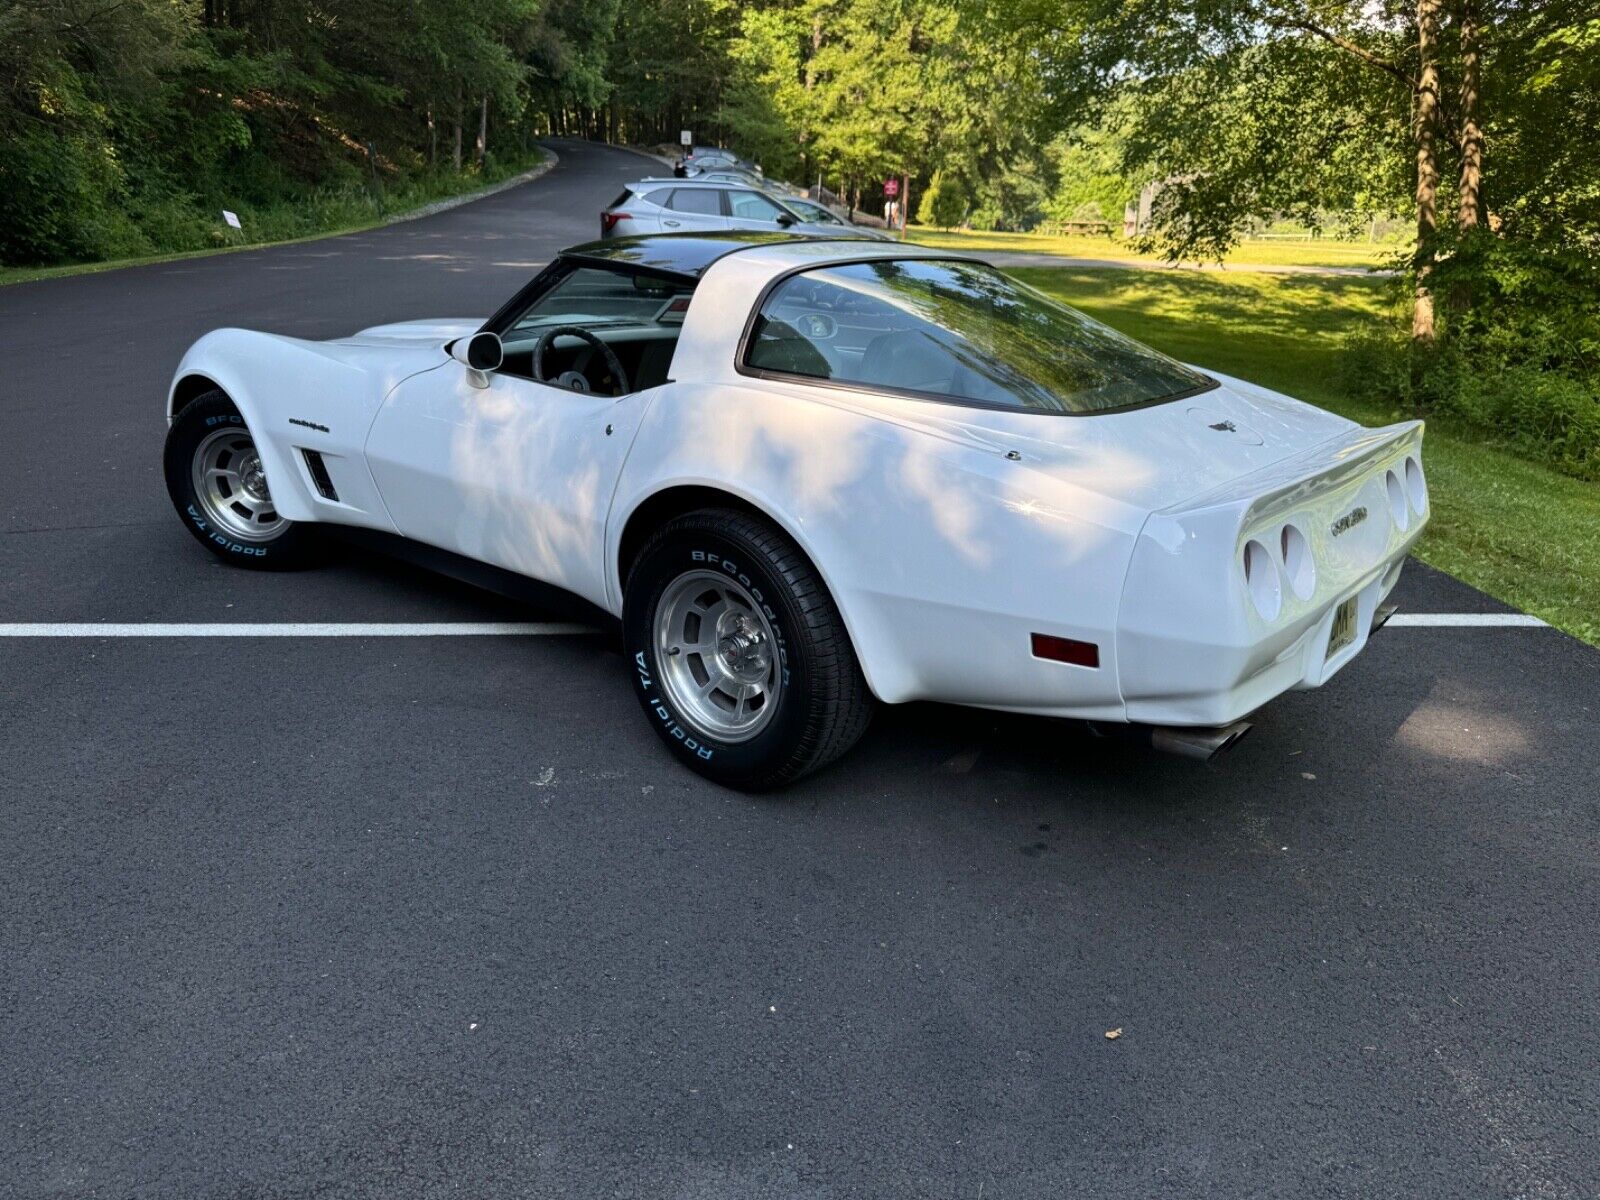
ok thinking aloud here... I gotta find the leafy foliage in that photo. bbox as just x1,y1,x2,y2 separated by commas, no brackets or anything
1348,236,1600,478
917,170,968,228
0,0,541,265
2,0,1595,483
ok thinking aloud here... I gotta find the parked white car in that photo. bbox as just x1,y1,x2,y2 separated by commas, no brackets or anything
163,232,1427,788
600,179,889,241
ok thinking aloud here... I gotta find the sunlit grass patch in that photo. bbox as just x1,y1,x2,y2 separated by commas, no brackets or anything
912,226,1398,271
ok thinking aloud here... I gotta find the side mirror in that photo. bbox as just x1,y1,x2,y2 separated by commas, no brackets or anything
775,212,797,228
450,331,502,371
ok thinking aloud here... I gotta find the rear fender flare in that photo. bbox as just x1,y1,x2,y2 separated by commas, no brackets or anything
607,478,888,701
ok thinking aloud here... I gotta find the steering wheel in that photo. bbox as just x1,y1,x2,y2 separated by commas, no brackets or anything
532,325,630,396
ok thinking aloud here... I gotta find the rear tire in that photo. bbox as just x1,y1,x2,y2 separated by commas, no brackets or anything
623,509,875,790
163,391,320,570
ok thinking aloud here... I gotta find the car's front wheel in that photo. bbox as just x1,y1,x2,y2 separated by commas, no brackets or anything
623,509,874,790
163,390,319,569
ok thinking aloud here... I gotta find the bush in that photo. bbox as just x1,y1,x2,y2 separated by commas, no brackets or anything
1344,236,1600,480
917,170,969,229
0,127,122,264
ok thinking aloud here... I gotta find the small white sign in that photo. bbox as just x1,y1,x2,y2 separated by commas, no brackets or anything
679,130,692,147
222,210,241,229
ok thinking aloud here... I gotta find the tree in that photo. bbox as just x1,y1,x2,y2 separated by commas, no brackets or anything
986,0,1600,343
918,169,968,226
1413,0,1443,341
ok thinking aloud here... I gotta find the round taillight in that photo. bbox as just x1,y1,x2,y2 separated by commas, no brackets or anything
1243,538,1281,621
1386,469,1410,531
1405,455,1427,514
1280,523,1315,599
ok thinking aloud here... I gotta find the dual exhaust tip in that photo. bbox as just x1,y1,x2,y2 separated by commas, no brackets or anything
1088,718,1254,763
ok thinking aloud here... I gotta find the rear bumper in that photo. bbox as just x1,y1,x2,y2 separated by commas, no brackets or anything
1119,556,1406,727
1114,420,1428,727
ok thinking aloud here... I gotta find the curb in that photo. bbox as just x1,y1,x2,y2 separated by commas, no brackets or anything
0,150,564,290
385,149,560,226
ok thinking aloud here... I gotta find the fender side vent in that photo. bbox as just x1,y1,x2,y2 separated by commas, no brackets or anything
302,449,339,502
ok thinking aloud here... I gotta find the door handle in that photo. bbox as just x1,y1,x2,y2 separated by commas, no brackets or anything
663,219,681,228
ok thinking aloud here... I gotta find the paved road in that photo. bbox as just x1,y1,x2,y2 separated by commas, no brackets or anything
3,139,1598,1199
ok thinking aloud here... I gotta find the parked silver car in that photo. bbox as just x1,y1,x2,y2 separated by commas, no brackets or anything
783,197,867,230
600,179,888,240
688,168,768,188
678,148,754,175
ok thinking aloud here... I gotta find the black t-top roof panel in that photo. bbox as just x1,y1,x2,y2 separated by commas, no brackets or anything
560,232,817,278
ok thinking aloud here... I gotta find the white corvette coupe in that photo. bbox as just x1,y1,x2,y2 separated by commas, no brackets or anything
164,232,1428,788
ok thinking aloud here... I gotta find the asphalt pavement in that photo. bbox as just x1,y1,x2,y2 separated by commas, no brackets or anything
2,139,1597,1199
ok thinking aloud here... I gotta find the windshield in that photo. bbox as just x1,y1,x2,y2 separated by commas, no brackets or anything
744,258,1215,415
792,201,843,225
507,266,694,333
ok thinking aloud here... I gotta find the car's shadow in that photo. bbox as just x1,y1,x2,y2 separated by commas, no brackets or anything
322,539,1481,836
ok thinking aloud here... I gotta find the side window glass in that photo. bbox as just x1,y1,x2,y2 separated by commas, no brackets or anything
747,319,836,377
668,189,722,216
746,301,841,380
640,188,672,206
729,191,786,222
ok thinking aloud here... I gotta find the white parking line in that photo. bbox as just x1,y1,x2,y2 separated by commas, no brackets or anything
0,613,1549,637
0,622,595,637
1384,613,1548,627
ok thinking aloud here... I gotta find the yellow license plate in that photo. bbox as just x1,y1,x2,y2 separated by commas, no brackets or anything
1326,597,1358,659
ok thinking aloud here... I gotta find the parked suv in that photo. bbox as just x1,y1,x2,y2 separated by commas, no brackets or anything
600,180,888,240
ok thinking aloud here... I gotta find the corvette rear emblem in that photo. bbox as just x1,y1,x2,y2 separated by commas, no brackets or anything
1330,506,1368,537
1209,420,1237,432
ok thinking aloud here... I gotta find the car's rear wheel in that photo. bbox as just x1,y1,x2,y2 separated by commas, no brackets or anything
623,509,874,790
163,390,320,569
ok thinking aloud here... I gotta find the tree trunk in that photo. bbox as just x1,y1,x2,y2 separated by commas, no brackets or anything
1457,0,1483,232
452,113,463,173
476,96,488,168
1411,0,1442,344
427,109,436,166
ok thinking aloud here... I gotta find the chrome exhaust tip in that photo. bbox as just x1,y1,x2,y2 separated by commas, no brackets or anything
1086,719,1253,763
1148,720,1253,761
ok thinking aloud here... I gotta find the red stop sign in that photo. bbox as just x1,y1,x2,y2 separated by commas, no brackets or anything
883,179,900,197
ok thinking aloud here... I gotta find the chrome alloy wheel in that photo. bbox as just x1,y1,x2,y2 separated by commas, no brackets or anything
191,428,286,541
654,569,782,743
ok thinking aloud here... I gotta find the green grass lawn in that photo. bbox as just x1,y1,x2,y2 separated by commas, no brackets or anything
913,227,1398,271
1008,267,1600,646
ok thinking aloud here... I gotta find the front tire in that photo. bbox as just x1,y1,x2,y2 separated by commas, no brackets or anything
623,509,875,790
163,390,319,569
